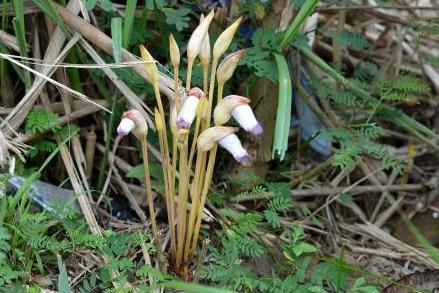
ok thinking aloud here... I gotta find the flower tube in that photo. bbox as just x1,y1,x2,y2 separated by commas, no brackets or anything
176,87,204,129
117,109,148,138
214,95,263,135
197,126,249,165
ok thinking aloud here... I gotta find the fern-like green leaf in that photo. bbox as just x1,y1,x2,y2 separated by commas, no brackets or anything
332,145,361,170
26,110,60,134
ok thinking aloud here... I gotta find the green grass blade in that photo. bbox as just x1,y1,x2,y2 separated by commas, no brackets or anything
11,0,31,89
122,0,137,49
272,53,292,160
0,43,30,88
111,17,122,63
31,0,66,30
11,0,24,35
57,254,71,293
280,0,320,48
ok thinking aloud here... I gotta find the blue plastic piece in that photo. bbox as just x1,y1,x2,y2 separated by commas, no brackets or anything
291,66,332,156
7,176,79,214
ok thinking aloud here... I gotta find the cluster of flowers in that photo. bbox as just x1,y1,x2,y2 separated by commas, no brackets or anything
117,91,263,164
118,93,262,164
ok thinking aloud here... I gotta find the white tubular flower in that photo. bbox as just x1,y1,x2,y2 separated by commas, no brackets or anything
197,126,238,152
176,87,204,129
232,103,263,135
214,95,263,136
117,118,136,136
197,126,250,165
117,110,148,138
218,133,250,165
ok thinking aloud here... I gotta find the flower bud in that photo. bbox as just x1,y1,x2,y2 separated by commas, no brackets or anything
169,34,180,67
218,133,250,165
187,10,214,62
154,108,164,131
215,95,263,135
213,17,242,59
197,126,238,152
176,87,204,129
217,50,244,86
117,109,148,138
140,45,158,82
199,14,211,67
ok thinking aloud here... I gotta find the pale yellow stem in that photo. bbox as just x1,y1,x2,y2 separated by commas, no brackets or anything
157,127,176,258
183,150,206,263
140,136,165,271
175,131,189,269
202,64,209,93
217,82,224,102
190,146,217,256
153,84,177,258
171,65,179,201
186,58,194,92
202,57,219,129
174,66,180,108
171,133,178,193
140,136,159,243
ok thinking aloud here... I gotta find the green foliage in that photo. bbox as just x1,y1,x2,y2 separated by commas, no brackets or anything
309,66,422,173
0,226,23,286
24,110,78,158
264,183,291,228
339,192,354,207
78,274,98,293
27,140,58,158
241,0,267,21
373,75,430,102
111,17,122,63
240,28,279,81
122,0,137,48
26,109,60,134
349,278,380,293
332,145,361,170
329,29,370,49
233,185,269,202
425,55,439,67
57,254,71,293
126,162,165,193
161,7,191,31
283,226,317,261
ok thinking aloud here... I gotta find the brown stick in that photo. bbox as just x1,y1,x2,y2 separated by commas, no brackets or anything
232,184,424,202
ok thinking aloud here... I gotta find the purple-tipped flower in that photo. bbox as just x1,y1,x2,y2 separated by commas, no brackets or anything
219,133,250,165
117,110,148,138
117,118,136,136
214,95,263,136
197,126,250,165
176,87,204,129
232,103,263,136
